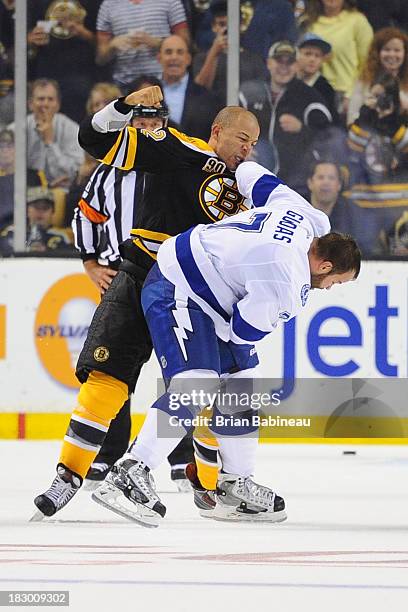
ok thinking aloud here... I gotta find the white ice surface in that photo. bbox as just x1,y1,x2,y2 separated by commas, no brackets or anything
1,441,408,611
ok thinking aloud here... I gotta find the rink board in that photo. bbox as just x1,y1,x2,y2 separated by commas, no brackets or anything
0,258,407,441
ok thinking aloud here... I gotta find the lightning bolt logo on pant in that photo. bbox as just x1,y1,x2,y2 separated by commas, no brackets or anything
172,290,193,361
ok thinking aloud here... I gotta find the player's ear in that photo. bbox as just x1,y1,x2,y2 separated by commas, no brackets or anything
319,260,333,274
211,123,221,140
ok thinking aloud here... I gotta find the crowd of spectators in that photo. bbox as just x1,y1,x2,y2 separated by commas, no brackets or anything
1,0,408,256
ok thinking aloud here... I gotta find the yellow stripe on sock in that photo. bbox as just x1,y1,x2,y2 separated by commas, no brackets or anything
195,455,218,491
59,438,99,478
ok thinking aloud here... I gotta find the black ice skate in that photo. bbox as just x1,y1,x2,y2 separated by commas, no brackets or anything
31,464,82,521
84,461,112,491
185,462,216,516
209,473,287,523
92,457,166,528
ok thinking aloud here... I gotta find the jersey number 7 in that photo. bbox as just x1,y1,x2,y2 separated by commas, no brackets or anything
217,212,271,233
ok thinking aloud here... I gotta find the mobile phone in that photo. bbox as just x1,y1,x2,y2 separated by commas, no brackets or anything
36,20,57,33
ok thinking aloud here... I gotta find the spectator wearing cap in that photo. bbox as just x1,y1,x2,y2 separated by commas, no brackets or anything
297,32,338,121
192,0,267,106
0,186,72,255
239,40,333,195
158,34,221,140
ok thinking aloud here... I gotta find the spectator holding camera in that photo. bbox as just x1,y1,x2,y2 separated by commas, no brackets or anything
348,27,408,125
345,72,408,256
27,1,105,123
347,73,408,186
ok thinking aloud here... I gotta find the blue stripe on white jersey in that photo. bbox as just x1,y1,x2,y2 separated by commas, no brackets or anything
175,228,229,322
231,304,269,342
251,174,283,207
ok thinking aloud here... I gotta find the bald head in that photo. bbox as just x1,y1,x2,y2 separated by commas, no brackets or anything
159,34,190,53
212,106,259,131
208,107,260,171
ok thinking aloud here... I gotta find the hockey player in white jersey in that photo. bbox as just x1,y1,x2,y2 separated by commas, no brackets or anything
92,161,361,527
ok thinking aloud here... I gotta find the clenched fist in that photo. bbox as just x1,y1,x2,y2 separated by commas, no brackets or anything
124,85,163,108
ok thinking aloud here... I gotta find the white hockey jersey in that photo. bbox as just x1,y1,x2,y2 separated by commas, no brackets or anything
157,161,331,344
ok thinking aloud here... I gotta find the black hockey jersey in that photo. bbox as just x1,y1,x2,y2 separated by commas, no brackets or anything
78,100,250,273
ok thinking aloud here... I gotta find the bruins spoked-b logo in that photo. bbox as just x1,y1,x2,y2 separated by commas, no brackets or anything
94,346,110,362
199,174,248,222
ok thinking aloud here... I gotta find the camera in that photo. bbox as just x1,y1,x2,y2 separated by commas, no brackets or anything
376,92,393,112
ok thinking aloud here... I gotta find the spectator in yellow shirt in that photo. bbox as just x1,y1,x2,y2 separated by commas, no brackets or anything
300,0,373,117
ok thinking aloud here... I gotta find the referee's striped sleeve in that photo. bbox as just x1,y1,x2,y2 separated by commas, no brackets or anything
72,206,100,259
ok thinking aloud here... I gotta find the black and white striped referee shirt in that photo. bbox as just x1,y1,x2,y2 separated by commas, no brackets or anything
72,163,145,267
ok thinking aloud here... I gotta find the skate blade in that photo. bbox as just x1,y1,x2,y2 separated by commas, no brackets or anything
91,484,162,528
201,506,287,523
29,510,47,522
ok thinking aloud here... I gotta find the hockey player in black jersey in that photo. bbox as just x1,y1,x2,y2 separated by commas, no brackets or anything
33,85,260,520
73,100,194,492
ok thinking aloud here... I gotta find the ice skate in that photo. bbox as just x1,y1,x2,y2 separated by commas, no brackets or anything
208,472,287,523
83,461,112,491
92,457,166,528
185,462,216,517
170,466,192,493
31,464,82,521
